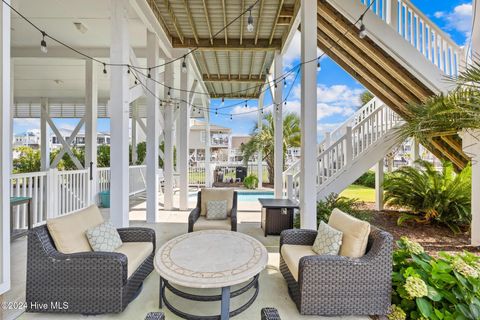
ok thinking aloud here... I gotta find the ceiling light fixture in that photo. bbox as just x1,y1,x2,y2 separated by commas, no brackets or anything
73,22,88,34
40,32,47,54
247,7,254,32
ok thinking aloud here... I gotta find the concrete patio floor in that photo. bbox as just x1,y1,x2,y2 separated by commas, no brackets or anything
5,194,369,320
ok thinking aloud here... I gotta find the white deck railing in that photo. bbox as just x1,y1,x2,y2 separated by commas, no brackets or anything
357,0,462,77
283,96,402,201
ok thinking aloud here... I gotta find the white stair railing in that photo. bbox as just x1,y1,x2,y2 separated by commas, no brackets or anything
356,0,463,77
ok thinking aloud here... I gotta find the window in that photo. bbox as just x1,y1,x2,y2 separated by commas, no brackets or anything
201,131,206,143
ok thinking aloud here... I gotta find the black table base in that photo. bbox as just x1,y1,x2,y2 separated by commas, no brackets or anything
159,275,260,320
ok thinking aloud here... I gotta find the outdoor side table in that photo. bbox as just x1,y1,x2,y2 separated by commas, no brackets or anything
154,230,268,320
10,196,32,240
259,198,299,237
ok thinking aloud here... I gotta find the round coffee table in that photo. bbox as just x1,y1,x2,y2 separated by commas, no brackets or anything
154,230,268,320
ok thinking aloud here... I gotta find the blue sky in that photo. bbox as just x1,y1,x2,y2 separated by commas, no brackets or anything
13,1,473,142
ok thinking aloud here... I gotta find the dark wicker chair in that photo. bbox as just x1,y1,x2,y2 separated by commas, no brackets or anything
26,225,155,314
188,190,238,232
145,312,165,320
261,307,281,320
279,227,393,316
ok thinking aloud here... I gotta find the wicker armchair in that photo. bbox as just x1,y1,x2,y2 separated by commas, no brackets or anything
279,227,393,316
261,307,281,320
26,225,155,314
188,190,238,232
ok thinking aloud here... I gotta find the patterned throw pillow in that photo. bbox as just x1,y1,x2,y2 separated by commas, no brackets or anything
206,200,228,220
85,222,123,251
312,221,343,255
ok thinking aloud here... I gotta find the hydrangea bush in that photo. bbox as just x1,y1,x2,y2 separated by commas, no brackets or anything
389,237,480,320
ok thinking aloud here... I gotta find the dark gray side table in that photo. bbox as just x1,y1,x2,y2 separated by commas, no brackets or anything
258,198,299,237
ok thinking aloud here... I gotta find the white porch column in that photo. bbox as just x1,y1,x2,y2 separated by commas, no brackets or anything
467,4,480,246
0,0,10,294
131,104,137,164
146,31,159,223
375,160,384,211
109,0,130,227
257,92,264,188
85,59,98,204
178,64,189,210
40,97,50,171
411,138,419,165
273,51,283,198
163,62,174,210
204,99,212,187
300,0,318,230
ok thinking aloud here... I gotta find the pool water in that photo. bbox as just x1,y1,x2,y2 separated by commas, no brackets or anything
189,190,274,202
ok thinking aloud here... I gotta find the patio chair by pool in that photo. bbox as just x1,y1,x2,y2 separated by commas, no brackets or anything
188,188,238,232
279,209,393,316
26,205,156,314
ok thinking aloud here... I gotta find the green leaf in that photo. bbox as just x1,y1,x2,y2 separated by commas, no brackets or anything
456,304,472,319
416,297,433,317
434,308,445,319
413,255,433,272
427,285,443,301
470,304,480,320
432,272,456,284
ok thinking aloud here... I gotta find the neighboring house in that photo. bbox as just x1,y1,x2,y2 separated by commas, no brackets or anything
229,135,252,162
12,129,41,148
189,119,231,162
13,129,111,150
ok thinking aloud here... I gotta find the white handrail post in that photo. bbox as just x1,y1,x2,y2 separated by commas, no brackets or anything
286,174,293,200
345,126,353,166
386,0,398,31
46,168,58,219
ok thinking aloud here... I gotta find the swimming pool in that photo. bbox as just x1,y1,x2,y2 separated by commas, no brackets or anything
189,190,274,202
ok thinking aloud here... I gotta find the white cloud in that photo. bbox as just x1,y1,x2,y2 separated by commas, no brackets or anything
230,105,259,121
283,31,324,68
434,3,472,40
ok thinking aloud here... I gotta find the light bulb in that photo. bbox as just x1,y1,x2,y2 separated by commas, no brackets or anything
181,57,187,73
247,10,254,32
359,23,367,39
317,59,321,71
40,32,47,53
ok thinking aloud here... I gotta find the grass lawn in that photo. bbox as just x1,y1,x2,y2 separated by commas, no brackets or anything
340,184,375,202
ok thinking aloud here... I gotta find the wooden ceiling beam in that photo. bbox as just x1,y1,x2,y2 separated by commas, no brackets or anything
279,5,294,17
240,0,245,45
161,0,184,44
171,37,282,50
222,0,228,45
248,52,254,79
254,0,265,45
203,74,266,83
183,0,199,44
269,0,285,45
202,0,214,45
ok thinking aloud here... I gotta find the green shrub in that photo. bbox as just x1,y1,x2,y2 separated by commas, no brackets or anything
243,174,258,189
390,237,480,320
293,193,369,228
383,160,471,233
354,170,376,188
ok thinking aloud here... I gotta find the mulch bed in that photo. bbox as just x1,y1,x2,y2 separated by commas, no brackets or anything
360,203,479,256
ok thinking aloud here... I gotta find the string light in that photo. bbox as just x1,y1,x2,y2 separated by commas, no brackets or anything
283,78,287,87
147,68,151,78
247,7,254,32
244,101,247,108
359,18,367,39
40,31,47,53
102,63,107,74
317,58,321,71
181,56,187,73
167,87,171,98
230,114,233,120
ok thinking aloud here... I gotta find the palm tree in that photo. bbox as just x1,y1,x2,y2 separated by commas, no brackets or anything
396,60,480,144
241,112,301,183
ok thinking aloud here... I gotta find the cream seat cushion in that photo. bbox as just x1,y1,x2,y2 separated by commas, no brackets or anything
114,242,153,278
193,216,231,231
47,205,104,254
281,244,316,281
200,188,234,216
328,208,371,258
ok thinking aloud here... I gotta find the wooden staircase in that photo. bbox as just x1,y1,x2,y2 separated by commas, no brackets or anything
316,0,468,170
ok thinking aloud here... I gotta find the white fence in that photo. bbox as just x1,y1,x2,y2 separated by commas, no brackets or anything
9,165,148,229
